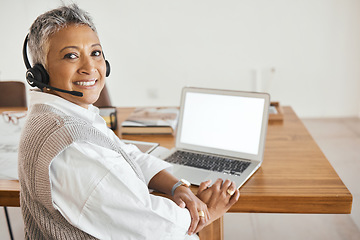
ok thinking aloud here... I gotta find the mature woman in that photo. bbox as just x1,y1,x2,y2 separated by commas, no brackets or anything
18,4,239,240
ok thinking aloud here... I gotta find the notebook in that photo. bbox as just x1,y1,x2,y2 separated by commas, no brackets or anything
160,87,270,189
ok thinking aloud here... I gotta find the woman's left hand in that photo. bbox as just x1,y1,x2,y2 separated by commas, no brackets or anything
172,186,210,235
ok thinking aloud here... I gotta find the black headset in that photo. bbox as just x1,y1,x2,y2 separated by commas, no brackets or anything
23,34,111,97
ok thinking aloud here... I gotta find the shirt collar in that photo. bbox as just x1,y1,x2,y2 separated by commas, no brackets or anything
29,90,100,124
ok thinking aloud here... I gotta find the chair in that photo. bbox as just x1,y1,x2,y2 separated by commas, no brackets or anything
0,81,27,107
94,85,112,107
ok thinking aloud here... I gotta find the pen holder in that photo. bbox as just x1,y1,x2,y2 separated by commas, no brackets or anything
99,107,118,130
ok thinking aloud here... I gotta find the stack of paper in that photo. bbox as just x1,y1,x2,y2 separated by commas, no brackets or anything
121,107,179,135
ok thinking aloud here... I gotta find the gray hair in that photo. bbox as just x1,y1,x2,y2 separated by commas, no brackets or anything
28,4,97,67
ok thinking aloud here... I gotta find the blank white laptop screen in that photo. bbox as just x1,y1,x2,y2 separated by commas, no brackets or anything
179,92,265,155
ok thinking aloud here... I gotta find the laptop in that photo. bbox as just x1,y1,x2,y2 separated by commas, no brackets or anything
160,87,270,189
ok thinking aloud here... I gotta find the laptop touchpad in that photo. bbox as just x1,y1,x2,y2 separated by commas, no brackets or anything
173,167,211,186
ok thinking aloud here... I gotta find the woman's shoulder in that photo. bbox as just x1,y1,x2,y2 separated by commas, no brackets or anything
27,103,88,128
20,104,91,147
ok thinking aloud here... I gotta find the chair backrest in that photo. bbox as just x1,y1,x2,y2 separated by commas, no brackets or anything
0,81,27,107
94,85,112,107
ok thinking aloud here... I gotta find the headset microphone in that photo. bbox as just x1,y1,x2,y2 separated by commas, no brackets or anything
26,72,83,97
23,34,111,97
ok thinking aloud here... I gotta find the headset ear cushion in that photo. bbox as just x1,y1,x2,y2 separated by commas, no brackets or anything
26,68,38,87
26,64,50,89
105,60,111,77
33,64,50,84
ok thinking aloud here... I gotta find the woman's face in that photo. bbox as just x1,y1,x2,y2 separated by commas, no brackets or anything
46,24,106,108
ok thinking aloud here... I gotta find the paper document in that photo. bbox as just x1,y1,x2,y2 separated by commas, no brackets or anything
0,111,27,180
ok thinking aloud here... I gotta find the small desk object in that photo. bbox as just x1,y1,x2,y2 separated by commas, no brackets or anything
0,107,352,240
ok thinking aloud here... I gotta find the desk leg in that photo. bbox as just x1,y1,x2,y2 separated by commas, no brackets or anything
198,216,223,240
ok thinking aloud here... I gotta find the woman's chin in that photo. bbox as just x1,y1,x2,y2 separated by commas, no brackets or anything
81,94,101,106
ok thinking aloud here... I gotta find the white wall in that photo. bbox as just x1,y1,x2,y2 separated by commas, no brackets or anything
1,0,359,118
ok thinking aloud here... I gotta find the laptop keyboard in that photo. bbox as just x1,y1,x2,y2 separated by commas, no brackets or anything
165,150,251,176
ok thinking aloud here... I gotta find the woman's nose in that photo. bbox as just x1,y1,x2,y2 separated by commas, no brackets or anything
78,56,96,75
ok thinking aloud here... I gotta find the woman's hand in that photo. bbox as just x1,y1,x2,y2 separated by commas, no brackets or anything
148,170,237,235
196,179,240,227
172,186,210,235
148,170,211,234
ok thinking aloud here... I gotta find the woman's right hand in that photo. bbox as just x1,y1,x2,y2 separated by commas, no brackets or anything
195,179,240,229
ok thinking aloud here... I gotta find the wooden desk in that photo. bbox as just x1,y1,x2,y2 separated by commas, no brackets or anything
0,107,352,240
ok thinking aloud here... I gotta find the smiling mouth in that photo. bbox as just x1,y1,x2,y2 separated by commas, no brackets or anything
74,80,97,86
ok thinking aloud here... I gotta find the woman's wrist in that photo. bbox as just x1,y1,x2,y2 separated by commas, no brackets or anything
171,179,191,196
148,170,180,195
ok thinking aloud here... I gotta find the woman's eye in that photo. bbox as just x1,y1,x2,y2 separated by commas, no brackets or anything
64,53,78,59
92,50,102,57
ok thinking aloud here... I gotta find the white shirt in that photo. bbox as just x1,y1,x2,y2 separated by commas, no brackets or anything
29,91,195,240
